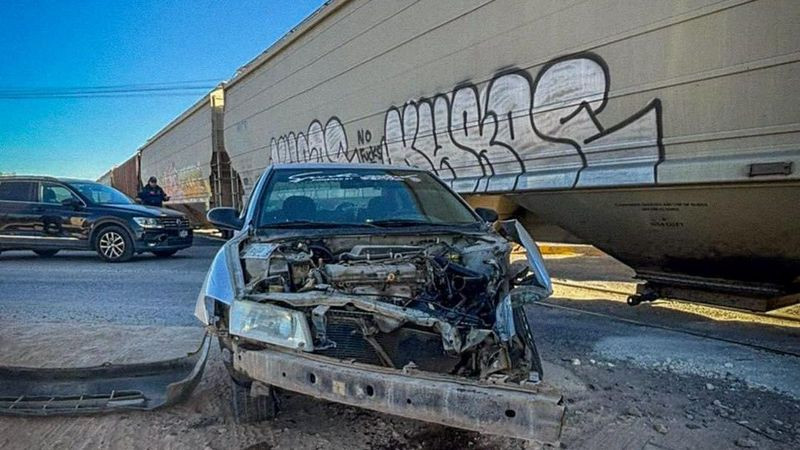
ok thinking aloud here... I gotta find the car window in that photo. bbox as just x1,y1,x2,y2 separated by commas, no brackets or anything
257,169,479,227
0,181,38,202
40,182,79,204
68,181,133,205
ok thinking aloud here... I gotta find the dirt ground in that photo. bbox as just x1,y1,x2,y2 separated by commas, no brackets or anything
0,324,528,450
2,251,799,449
2,316,799,449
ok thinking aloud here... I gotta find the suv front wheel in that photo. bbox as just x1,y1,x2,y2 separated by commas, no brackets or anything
95,225,134,262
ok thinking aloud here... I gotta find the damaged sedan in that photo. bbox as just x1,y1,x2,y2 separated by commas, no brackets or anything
197,164,564,443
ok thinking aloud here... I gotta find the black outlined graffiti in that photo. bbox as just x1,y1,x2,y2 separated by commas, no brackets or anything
530,53,663,187
352,129,387,163
384,96,460,176
269,53,664,193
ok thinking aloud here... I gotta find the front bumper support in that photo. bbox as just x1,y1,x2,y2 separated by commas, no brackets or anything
235,347,564,444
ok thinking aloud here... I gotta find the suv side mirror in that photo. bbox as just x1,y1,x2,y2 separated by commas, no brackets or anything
207,207,243,231
474,207,499,223
61,198,83,209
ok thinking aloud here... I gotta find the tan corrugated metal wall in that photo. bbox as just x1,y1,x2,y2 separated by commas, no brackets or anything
222,0,799,201
111,154,140,199
139,100,214,207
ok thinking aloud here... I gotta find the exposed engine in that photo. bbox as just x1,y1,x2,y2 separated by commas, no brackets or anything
237,232,543,382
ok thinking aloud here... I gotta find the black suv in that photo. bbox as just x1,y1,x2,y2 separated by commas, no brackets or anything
0,176,193,262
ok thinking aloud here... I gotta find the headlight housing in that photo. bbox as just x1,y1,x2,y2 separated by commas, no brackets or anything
229,301,313,351
133,217,162,228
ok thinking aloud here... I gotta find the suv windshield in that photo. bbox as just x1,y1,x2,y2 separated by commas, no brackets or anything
69,181,133,205
257,168,479,228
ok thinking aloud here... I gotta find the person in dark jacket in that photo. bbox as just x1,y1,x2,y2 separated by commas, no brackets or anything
136,176,170,207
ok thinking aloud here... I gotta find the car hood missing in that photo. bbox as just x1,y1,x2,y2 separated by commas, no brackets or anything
199,219,553,382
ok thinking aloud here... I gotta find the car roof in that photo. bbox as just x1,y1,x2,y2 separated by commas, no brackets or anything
269,162,427,172
56,177,96,183
0,175,96,184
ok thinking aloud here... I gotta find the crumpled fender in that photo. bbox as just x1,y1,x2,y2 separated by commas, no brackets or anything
499,220,553,305
0,333,210,416
195,230,249,325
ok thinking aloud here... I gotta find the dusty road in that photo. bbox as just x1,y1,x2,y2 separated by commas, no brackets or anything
0,239,219,326
1,241,799,449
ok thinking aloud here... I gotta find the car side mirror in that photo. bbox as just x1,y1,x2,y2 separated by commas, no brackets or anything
61,198,83,209
475,207,499,223
207,207,243,231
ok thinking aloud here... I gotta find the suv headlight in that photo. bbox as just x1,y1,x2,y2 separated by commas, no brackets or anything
134,217,162,228
229,301,313,351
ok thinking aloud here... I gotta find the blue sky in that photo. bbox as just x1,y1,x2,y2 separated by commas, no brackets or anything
0,0,325,178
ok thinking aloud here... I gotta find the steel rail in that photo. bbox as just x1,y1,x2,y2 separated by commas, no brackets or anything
531,295,800,359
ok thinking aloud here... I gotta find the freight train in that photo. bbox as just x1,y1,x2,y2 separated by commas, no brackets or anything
101,0,800,311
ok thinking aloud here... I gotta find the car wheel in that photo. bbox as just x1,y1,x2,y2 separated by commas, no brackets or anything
33,249,60,257
230,377,278,423
151,249,178,258
95,225,134,262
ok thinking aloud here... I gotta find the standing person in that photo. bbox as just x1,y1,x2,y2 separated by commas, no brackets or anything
136,176,170,207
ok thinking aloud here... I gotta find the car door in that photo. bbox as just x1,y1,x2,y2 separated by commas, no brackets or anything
37,181,91,248
0,180,40,247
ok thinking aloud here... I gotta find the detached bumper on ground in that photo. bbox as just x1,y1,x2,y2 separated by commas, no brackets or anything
234,346,565,444
0,333,210,415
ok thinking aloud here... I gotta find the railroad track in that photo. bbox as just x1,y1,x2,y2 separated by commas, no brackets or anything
551,280,800,324
537,280,800,359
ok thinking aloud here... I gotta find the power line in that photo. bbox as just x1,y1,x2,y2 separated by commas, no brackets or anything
0,78,220,92
1,87,213,98
0,78,221,99
0,92,210,99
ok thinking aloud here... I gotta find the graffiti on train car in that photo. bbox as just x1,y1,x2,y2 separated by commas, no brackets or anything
269,117,349,166
268,53,664,193
159,163,211,203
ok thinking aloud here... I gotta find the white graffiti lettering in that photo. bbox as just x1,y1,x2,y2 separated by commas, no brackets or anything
268,53,663,193
270,117,350,165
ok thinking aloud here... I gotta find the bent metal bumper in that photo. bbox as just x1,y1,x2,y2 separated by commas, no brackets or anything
235,346,565,444
0,333,210,415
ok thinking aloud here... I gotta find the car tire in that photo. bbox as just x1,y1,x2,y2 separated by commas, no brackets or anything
230,377,278,423
94,225,134,262
33,249,60,257
151,249,178,258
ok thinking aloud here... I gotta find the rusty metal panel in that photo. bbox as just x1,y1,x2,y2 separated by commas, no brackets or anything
235,347,565,444
111,154,140,199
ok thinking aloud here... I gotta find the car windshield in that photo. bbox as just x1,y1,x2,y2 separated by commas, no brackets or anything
69,181,133,205
257,168,479,228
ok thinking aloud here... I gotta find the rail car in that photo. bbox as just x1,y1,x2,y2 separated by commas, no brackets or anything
101,88,245,224
103,0,800,311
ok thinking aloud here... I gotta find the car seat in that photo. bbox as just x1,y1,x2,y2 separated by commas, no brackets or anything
358,196,394,222
282,195,317,221
42,188,57,204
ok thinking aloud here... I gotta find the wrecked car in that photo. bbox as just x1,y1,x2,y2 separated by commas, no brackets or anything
197,163,564,443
